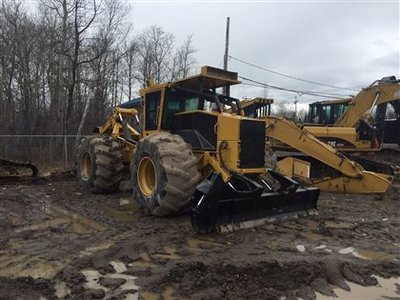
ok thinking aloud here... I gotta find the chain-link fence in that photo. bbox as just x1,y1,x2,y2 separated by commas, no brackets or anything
0,135,90,168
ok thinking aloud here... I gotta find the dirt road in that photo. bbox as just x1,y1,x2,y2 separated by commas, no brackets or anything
0,173,399,299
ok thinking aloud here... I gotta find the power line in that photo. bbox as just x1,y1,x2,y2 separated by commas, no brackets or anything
242,82,346,99
241,78,350,99
229,55,359,92
240,76,351,99
0,135,89,137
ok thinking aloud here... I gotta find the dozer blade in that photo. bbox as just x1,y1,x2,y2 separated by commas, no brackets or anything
191,171,320,233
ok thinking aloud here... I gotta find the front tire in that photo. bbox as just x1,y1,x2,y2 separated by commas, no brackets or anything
130,133,201,217
76,135,127,193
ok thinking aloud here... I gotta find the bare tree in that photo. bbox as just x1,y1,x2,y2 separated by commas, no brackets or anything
135,26,174,87
123,39,137,100
170,35,197,81
0,0,198,166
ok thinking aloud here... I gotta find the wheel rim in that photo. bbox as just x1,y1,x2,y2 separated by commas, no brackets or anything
137,156,157,197
81,152,92,180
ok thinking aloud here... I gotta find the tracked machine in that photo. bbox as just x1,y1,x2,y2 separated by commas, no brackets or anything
304,76,400,152
230,97,395,194
0,158,38,184
76,66,319,233
303,77,400,167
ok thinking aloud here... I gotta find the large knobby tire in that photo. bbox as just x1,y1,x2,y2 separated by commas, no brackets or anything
130,133,201,217
265,143,277,170
262,143,280,190
76,135,127,193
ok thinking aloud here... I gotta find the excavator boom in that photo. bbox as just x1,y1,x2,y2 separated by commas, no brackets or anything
335,80,400,127
263,116,393,193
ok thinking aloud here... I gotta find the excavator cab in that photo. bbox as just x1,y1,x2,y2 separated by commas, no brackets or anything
307,99,350,125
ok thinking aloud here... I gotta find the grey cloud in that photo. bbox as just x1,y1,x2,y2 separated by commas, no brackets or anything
131,1,398,102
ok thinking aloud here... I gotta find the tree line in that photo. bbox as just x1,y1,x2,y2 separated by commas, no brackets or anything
0,0,197,164
0,0,197,136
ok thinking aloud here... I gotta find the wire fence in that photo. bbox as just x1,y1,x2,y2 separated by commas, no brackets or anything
0,135,90,168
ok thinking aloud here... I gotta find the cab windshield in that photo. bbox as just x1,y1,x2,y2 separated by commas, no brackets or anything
161,87,241,129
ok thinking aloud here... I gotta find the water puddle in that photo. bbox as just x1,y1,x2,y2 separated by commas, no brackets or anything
79,241,115,257
302,231,323,241
110,260,128,273
357,249,397,261
39,203,108,234
315,245,327,250
54,280,70,299
152,246,181,260
100,202,139,223
186,237,225,250
325,221,354,229
140,286,177,300
82,261,139,299
0,255,64,279
317,276,400,300
14,218,70,233
296,245,306,252
338,247,365,258
81,270,108,292
128,252,158,268
338,247,396,261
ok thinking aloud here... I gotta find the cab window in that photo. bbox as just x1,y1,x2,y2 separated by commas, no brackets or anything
322,105,331,124
145,91,161,130
161,89,200,129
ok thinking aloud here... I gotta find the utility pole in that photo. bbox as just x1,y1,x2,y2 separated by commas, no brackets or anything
223,17,230,96
294,96,299,121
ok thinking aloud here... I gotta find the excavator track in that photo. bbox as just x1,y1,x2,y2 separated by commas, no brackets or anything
0,158,38,184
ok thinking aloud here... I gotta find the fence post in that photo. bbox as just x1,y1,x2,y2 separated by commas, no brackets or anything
64,135,68,168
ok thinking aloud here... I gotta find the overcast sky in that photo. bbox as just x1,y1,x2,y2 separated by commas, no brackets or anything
130,0,399,105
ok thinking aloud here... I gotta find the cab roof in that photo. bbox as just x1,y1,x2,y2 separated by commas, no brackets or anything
140,66,241,95
173,66,241,90
310,98,351,106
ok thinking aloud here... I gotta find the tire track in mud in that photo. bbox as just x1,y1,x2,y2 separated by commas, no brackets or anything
0,176,399,299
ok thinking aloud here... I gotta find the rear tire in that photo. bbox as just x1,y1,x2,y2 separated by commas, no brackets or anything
131,133,201,217
265,143,277,170
76,135,127,193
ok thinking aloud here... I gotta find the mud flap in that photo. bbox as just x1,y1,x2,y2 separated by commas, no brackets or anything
190,172,320,233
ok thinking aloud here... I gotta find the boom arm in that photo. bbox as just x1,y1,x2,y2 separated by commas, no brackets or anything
265,116,363,178
264,116,393,193
98,107,141,143
335,82,400,127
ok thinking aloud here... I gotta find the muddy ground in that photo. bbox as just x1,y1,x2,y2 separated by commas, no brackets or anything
0,172,399,300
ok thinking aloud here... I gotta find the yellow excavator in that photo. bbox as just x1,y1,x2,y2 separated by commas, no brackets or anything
76,66,320,233
305,76,400,151
232,97,395,193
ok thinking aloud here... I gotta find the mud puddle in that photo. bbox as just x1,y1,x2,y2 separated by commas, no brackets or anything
338,247,397,261
1,178,400,299
38,203,108,234
0,255,65,279
81,260,139,299
140,286,177,300
54,280,70,298
317,276,400,300
0,201,112,280
99,200,139,223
